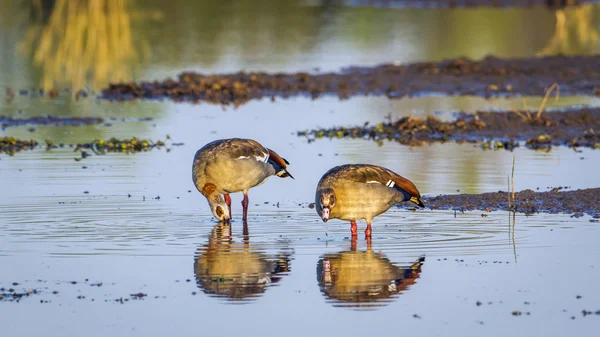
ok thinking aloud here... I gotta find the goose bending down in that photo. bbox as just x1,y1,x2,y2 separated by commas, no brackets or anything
193,138,293,222
315,164,424,237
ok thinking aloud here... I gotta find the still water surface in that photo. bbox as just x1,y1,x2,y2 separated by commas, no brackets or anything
1,1,600,336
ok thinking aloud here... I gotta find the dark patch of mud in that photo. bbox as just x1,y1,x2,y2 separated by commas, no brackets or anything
416,187,600,217
0,137,39,156
1,116,103,130
298,107,600,150
342,0,596,9
101,55,600,106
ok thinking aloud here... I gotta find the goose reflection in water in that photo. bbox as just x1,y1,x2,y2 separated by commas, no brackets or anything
193,222,291,302
317,239,424,309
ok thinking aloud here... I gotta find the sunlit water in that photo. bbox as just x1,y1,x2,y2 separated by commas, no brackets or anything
1,1,600,337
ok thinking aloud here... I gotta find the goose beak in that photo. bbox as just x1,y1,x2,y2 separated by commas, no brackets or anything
286,170,295,179
321,207,330,222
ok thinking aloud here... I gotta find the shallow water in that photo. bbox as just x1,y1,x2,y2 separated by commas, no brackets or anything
1,1,600,336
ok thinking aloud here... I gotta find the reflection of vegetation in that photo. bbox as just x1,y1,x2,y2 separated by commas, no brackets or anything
316,240,424,309
193,223,291,302
18,0,160,91
538,4,600,55
141,0,329,69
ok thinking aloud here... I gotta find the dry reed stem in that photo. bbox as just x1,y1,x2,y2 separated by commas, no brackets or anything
508,176,511,211
511,83,560,122
536,83,560,119
511,155,516,208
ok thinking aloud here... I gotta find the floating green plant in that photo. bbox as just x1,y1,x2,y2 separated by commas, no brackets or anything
73,135,182,160
0,136,39,156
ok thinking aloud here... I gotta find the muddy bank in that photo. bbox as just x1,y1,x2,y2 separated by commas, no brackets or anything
343,0,596,8
298,107,600,150
100,55,600,106
415,187,600,217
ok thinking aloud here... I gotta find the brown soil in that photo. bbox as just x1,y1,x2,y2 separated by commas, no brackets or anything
299,107,600,150
100,55,600,106
417,187,600,217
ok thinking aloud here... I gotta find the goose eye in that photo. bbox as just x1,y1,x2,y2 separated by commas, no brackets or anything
216,206,224,217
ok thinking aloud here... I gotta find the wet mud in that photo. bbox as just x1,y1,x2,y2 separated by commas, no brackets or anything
417,187,600,217
101,55,600,106
299,107,600,150
343,0,595,9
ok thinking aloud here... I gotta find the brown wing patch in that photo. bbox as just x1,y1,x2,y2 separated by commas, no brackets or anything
391,174,422,199
267,148,294,179
267,149,288,169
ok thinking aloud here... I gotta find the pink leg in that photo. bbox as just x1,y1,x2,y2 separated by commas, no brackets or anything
350,221,358,237
224,194,231,216
243,221,249,241
365,222,372,238
242,193,249,221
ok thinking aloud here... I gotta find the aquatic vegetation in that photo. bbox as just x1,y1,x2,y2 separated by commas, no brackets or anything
73,136,183,160
0,135,181,158
525,134,553,150
0,136,39,156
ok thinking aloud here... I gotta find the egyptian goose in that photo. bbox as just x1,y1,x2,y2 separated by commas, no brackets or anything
315,164,424,237
192,138,293,222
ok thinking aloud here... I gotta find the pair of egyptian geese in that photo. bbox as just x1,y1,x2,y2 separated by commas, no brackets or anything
193,138,425,238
